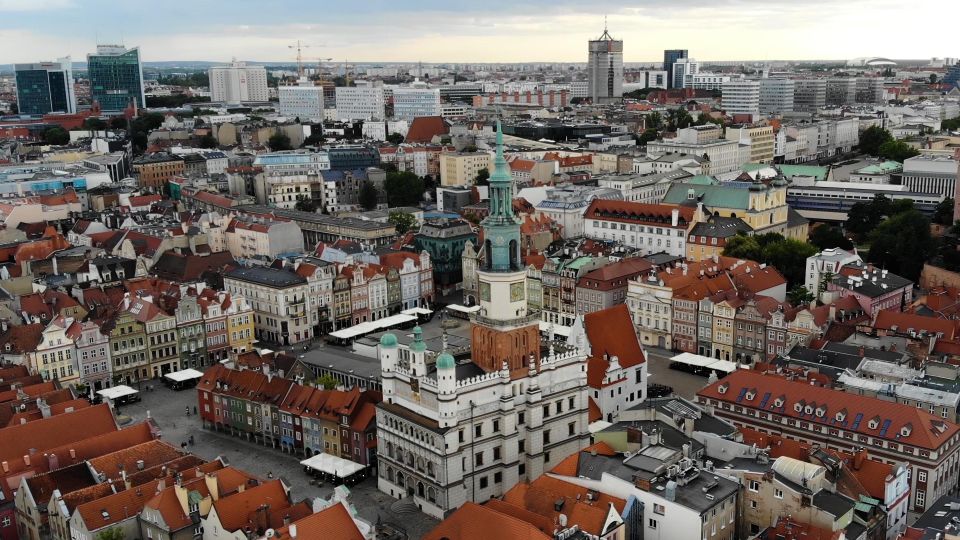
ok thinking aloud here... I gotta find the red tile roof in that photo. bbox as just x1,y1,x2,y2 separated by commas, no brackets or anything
75,478,162,532
874,310,960,339
585,199,694,227
423,501,551,540
550,441,617,476
273,501,365,540
698,370,959,451
210,479,290,533
584,304,645,389
0,403,116,464
405,116,449,143
502,475,625,537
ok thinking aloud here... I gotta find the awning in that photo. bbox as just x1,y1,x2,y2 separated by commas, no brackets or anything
97,385,139,400
670,353,741,374
446,304,481,314
538,321,571,338
300,453,365,478
164,368,204,382
401,308,433,316
329,314,418,340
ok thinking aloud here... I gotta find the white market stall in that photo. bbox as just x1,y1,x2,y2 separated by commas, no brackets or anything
300,452,368,485
163,368,205,390
96,385,140,405
446,304,481,319
669,353,743,377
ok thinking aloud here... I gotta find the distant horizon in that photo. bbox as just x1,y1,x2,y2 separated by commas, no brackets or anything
0,0,953,65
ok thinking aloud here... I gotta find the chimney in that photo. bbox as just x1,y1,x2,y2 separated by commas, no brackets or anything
853,448,866,471
1,461,7,473
47,453,59,470
23,454,30,467
0,319,7,332
858,346,865,358
289,524,298,538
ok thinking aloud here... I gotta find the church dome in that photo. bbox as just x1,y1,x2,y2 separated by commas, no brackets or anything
436,352,455,369
379,333,398,347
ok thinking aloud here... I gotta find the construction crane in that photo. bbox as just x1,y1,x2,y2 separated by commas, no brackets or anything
288,40,311,77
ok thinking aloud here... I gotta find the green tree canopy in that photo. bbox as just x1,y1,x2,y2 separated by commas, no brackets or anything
109,116,127,130
96,528,125,540
858,125,893,156
302,132,325,147
42,127,70,145
722,232,818,288
845,194,893,237
638,128,659,144
294,197,317,213
268,132,293,151
386,132,404,144
359,180,379,211
316,374,338,390
83,117,107,130
934,198,955,226
388,211,417,234
866,209,935,281
809,225,854,251
878,140,920,162
198,134,218,149
787,285,815,306
474,168,490,186
384,171,424,207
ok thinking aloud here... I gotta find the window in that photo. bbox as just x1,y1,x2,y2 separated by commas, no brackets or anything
492,419,500,433
518,412,525,425
475,424,482,438
774,489,783,499
917,490,926,507
918,471,927,483
458,430,464,443
748,480,760,492
543,430,551,444
648,518,658,530
568,422,576,436
475,452,484,466
750,500,758,509
518,440,525,453
493,447,501,461
542,405,549,418
653,503,665,515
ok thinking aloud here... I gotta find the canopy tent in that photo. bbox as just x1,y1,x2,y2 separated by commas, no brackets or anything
300,453,365,479
401,307,433,316
328,313,418,340
669,353,742,374
446,304,481,314
97,385,139,400
538,321,572,338
164,368,204,383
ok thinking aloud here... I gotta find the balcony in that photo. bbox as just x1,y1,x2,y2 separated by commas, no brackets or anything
471,311,541,329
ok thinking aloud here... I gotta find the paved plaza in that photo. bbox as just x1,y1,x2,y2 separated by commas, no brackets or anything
119,381,440,540
643,345,712,400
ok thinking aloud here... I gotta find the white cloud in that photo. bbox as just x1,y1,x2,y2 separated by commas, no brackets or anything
0,0,72,11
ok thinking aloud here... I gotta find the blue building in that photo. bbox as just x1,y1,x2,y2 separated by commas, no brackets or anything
14,58,75,115
87,45,145,111
328,145,380,171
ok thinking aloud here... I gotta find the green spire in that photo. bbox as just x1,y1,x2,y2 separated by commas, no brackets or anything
490,120,511,184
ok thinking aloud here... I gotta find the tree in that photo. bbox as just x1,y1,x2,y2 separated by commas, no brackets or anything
787,285,815,306
294,197,317,213
268,132,293,151
646,112,663,130
722,233,762,261
878,140,920,162
723,232,818,288
383,171,425,207
42,127,69,145
359,180,379,211
96,528,125,540
109,116,127,130
83,117,107,130
474,168,490,186
302,132,325,147
845,194,892,236
638,128,658,144
930,73,939,84
386,132,404,144
866,209,935,281
809,225,854,251
388,211,417,234
944,116,960,131
858,125,893,156
666,107,693,131
198,134,218,149
316,374,339,390
934,198,955,226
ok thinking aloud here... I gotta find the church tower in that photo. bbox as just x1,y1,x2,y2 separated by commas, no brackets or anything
471,121,540,376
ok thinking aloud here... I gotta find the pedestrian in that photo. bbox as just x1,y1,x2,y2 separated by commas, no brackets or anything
268,471,274,479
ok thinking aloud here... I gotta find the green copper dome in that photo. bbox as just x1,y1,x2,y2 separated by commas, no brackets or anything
379,333,398,347
409,326,426,353
436,352,455,370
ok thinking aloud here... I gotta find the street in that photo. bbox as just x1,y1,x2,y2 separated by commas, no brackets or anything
643,346,712,400
119,382,439,540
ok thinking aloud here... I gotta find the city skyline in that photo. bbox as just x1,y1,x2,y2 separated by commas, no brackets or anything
0,0,955,65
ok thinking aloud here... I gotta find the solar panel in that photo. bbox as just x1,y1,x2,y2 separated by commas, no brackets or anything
878,419,892,437
736,388,747,403
851,412,864,430
758,392,771,409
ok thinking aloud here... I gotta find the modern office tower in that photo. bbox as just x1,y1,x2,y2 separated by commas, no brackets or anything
335,86,386,120
664,49,689,88
587,26,624,103
14,57,75,114
87,45,145,111
855,77,885,104
792,78,827,113
672,58,700,89
392,81,441,119
278,79,324,120
759,78,795,114
826,78,857,106
721,79,761,119
208,61,269,104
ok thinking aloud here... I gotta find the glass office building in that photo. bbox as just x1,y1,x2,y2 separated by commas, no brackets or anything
14,58,75,115
663,49,689,89
87,45,145,111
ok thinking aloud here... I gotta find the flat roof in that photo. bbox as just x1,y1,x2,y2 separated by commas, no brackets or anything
164,368,204,382
300,452,365,477
97,385,139,399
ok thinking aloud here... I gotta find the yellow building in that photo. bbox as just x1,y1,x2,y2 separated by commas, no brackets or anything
711,299,737,362
663,177,789,234
439,151,492,187
726,124,775,164
225,294,255,354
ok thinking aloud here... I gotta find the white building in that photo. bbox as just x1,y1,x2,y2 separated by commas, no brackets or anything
392,82,441,120
208,61,269,104
336,86,387,120
535,184,622,239
759,78,795,115
804,247,862,296
901,154,959,197
278,79,325,121
631,70,668,90
673,58,700,89
647,138,744,175
721,79,760,119
583,199,695,258
683,72,731,91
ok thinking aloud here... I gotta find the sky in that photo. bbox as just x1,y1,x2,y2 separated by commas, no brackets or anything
0,0,954,65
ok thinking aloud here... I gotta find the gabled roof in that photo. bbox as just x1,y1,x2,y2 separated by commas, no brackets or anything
150,251,237,282
405,116,449,143
585,199,694,226
502,475,625,537
423,501,551,540
75,478,162,532
210,479,289,532
874,310,959,339
584,304,645,388
273,501,365,540
698,370,959,451
0,322,44,353
0,403,116,463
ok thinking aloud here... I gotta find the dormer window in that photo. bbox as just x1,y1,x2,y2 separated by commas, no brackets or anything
745,390,756,401
793,402,803,413
836,409,847,423
901,424,913,437
773,396,785,408
868,416,881,430
717,383,729,395
815,406,827,418
804,405,814,415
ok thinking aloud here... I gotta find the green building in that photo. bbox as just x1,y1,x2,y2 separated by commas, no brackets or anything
87,45,145,111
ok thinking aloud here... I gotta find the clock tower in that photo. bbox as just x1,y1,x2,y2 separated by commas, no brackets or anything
471,121,540,376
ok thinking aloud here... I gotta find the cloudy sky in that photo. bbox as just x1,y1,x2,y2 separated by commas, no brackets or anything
0,0,952,64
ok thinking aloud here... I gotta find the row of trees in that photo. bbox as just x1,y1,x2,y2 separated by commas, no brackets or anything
858,125,920,162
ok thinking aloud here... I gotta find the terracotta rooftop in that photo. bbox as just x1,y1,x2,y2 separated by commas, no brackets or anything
87,440,185,482
584,304,645,389
585,199,695,227
873,310,960,340
273,501,365,540
502,475,626,537
75,478,162,532
423,501,551,540
210,479,291,533
0,403,116,465
405,116,449,143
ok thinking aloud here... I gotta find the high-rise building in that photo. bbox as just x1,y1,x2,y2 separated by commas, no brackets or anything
663,49,689,88
208,61,269,104
277,79,324,120
335,86,386,120
721,79,761,119
14,57,75,115
825,77,856,106
792,78,827,113
587,26,623,103
392,81,441,120
759,78,794,114
855,77,884,104
87,45,145,111
672,58,700,89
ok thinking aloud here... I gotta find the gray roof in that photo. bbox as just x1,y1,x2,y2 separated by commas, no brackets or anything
688,216,752,239
912,494,960,534
225,266,306,288
812,490,855,518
